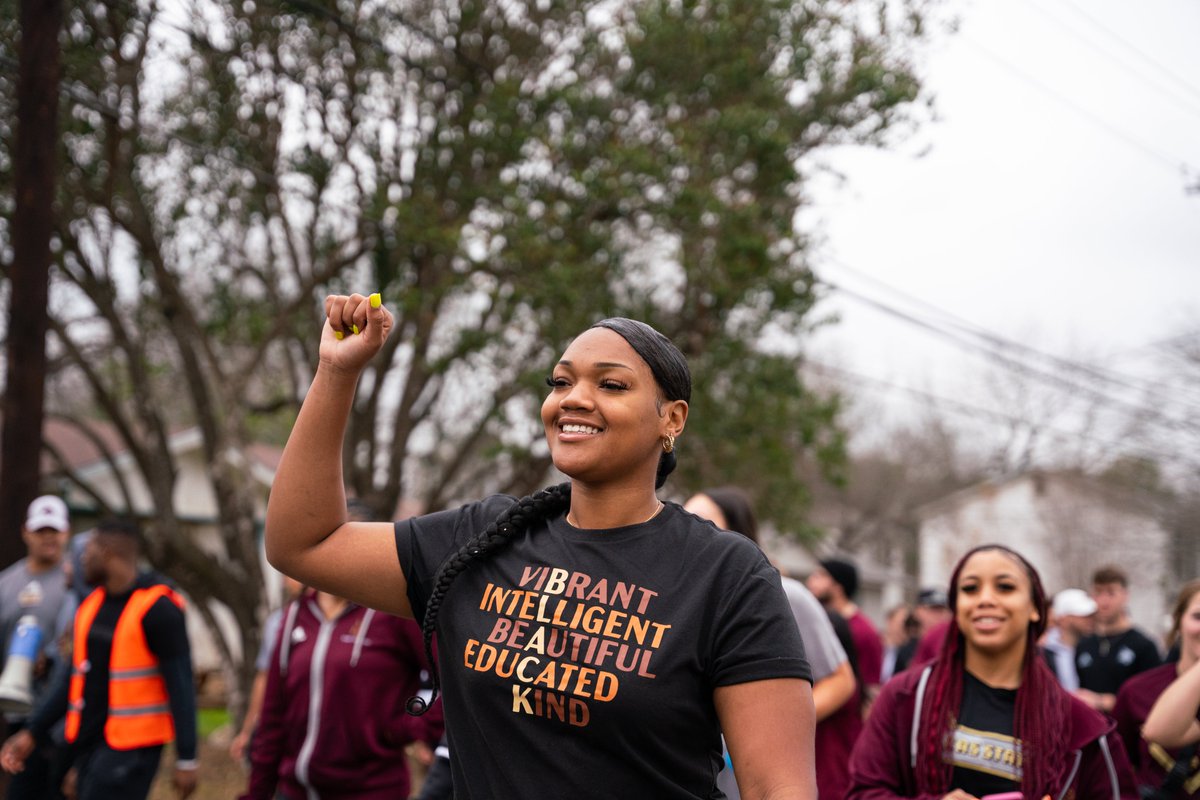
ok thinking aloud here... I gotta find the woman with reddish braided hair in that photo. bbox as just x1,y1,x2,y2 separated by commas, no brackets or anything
846,544,1137,800
264,293,817,799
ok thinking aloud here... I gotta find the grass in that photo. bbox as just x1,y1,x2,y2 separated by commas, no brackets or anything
198,707,230,740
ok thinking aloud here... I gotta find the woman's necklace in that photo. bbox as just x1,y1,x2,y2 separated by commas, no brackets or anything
567,501,663,529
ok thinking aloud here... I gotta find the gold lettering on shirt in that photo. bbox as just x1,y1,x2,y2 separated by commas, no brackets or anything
947,724,1023,782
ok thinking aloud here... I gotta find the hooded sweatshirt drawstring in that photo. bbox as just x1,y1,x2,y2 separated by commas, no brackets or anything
351,609,375,667
279,600,303,677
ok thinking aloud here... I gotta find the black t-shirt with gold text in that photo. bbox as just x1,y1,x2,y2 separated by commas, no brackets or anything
395,497,811,800
949,671,1022,796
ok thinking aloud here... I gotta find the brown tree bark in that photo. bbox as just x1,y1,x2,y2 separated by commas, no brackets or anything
0,0,63,569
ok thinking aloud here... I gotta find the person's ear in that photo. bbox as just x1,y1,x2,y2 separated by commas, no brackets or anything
662,399,688,438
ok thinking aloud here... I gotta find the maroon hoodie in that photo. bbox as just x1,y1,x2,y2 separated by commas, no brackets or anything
241,591,444,800
1112,662,1200,797
846,662,1138,800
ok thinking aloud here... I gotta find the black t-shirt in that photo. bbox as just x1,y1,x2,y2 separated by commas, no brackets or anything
1076,627,1162,696
948,671,1021,797
395,496,811,800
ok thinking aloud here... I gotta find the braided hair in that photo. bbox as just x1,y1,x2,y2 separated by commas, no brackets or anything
406,317,691,715
915,544,1072,798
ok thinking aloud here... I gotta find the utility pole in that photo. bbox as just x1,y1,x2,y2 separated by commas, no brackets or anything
0,0,64,568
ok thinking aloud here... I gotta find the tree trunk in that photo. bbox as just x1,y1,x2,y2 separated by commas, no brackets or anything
0,0,62,568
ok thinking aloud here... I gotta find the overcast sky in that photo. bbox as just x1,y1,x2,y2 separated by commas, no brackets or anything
799,0,1200,448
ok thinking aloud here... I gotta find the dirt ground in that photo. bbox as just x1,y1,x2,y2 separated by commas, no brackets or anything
148,734,247,800
147,730,432,799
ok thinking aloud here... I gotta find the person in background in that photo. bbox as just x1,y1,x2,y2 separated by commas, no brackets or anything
412,735,452,800
1115,580,1200,798
820,605,868,800
1042,588,1097,692
0,496,76,800
1077,565,1161,714
684,487,855,800
239,500,443,800
0,518,199,800
910,588,954,669
1142,645,1200,750
914,588,952,632
881,605,919,683
66,530,94,603
808,557,884,698
846,543,1138,799
228,574,303,764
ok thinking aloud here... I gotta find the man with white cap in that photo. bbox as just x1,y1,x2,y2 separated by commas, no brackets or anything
0,496,75,799
1042,587,1098,692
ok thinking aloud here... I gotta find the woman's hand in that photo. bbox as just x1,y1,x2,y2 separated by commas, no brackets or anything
319,293,393,376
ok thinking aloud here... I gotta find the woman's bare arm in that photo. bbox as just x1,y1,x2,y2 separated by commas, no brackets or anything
1142,658,1200,748
717,678,817,800
264,293,412,617
812,660,856,722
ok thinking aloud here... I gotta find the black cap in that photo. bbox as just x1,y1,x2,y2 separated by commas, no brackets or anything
917,588,949,608
819,557,859,600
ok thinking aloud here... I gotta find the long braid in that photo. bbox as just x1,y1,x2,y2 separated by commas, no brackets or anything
917,622,965,793
1014,646,1072,796
405,482,572,715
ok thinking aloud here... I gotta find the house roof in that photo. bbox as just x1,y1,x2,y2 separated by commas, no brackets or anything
914,469,1158,523
40,416,283,484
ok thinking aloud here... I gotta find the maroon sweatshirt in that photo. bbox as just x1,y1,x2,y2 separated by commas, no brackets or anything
846,661,1139,800
241,592,444,800
1113,662,1200,798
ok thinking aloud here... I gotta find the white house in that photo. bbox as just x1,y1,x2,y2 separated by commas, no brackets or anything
915,470,1171,642
41,418,282,677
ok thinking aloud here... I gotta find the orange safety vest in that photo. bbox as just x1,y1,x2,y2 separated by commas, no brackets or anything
65,584,185,750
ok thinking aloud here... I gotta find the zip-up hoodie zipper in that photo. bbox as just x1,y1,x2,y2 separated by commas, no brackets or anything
285,598,377,800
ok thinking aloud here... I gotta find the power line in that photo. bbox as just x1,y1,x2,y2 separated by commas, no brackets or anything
960,32,1198,185
804,357,1200,472
1051,0,1200,107
813,274,1200,433
820,258,1200,410
1012,0,1200,121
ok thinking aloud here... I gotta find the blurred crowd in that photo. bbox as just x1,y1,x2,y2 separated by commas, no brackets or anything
3,484,1198,800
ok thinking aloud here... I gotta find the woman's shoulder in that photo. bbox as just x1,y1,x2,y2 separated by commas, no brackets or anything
404,494,519,532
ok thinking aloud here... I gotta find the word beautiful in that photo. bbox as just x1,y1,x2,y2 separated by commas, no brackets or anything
465,565,672,727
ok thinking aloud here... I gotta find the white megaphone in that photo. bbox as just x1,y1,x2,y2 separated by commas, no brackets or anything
0,615,43,715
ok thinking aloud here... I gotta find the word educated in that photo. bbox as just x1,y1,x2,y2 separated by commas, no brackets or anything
465,564,672,728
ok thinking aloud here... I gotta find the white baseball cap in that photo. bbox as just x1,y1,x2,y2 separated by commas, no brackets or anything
1052,588,1097,618
25,495,70,533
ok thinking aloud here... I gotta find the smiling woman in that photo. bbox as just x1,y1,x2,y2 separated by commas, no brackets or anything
261,293,818,800
846,544,1140,800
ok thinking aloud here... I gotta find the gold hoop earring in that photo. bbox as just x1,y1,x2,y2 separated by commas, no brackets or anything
663,434,675,454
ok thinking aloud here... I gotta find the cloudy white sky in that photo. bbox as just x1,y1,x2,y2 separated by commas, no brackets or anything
800,0,1200,449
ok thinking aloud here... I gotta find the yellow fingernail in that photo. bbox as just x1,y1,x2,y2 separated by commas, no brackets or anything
334,330,344,340
351,324,360,335
369,293,381,309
